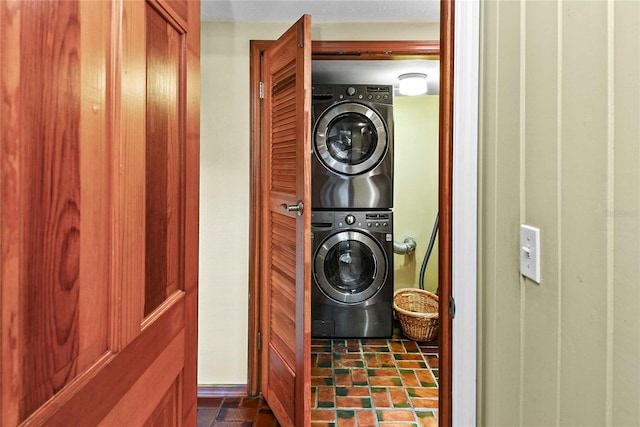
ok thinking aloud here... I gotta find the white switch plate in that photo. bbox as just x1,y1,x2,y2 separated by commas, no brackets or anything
520,225,540,283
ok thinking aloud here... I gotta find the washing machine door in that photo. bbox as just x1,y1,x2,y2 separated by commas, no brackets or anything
314,230,387,304
314,102,388,175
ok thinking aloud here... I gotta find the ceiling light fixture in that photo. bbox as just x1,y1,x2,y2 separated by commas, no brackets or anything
398,73,428,96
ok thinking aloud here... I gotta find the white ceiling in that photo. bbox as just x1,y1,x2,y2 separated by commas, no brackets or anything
200,1,440,23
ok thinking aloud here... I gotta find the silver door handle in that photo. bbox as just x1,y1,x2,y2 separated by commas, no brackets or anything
281,200,304,216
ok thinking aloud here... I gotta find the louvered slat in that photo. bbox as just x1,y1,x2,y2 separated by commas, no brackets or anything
269,213,296,367
270,59,297,195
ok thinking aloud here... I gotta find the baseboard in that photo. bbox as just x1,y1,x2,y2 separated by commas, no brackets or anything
197,384,248,399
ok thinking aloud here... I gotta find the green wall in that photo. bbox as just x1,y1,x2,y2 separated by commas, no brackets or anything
479,1,640,425
393,95,439,294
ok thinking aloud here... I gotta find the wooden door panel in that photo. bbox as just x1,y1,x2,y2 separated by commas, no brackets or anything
266,347,296,422
0,0,200,425
100,332,184,426
144,1,182,317
142,376,182,427
116,0,147,347
260,15,311,427
27,295,185,426
0,1,112,422
269,212,297,368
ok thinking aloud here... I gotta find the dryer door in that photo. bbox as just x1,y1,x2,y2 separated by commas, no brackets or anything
314,102,388,175
314,230,387,304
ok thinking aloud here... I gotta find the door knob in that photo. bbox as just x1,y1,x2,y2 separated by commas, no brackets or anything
281,200,304,216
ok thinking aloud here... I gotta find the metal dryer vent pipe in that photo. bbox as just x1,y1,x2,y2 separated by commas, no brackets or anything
393,237,417,255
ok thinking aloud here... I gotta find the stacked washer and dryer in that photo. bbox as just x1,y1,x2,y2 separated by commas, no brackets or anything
311,84,395,338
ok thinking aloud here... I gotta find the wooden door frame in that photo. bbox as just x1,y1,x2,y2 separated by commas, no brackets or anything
248,11,455,427
438,2,454,423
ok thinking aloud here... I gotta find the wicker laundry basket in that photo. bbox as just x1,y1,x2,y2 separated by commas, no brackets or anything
393,288,439,342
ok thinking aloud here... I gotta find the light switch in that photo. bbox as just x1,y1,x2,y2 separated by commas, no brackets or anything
520,225,540,283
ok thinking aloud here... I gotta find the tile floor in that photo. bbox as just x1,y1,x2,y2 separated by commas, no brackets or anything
197,328,439,427
310,332,439,426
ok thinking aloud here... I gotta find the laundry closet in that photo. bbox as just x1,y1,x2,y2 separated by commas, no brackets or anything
309,59,440,340
303,56,442,425
197,18,444,412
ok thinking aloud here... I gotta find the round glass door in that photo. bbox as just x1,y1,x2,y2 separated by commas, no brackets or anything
314,102,388,175
314,230,387,304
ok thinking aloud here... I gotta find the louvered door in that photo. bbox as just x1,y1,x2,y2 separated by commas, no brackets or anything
260,15,312,427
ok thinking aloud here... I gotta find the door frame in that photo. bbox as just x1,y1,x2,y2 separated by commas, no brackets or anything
248,0,480,425
250,39,451,416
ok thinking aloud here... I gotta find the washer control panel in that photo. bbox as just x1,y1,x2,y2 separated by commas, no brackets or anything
333,212,392,231
364,212,391,231
312,211,392,232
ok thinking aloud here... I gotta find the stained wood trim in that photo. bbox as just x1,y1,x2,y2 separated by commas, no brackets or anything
182,1,201,425
438,1,455,426
197,385,249,399
108,0,125,355
1,1,26,423
247,40,272,397
296,16,313,427
153,0,188,32
312,40,440,59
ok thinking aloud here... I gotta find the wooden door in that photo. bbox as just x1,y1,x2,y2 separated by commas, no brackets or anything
259,15,312,427
0,0,200,425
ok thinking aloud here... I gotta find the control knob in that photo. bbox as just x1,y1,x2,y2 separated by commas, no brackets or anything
346,87,356,96
345,214,356,225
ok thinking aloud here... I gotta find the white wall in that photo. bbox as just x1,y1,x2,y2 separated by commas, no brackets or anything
199,20,439,385
393,95,439,293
